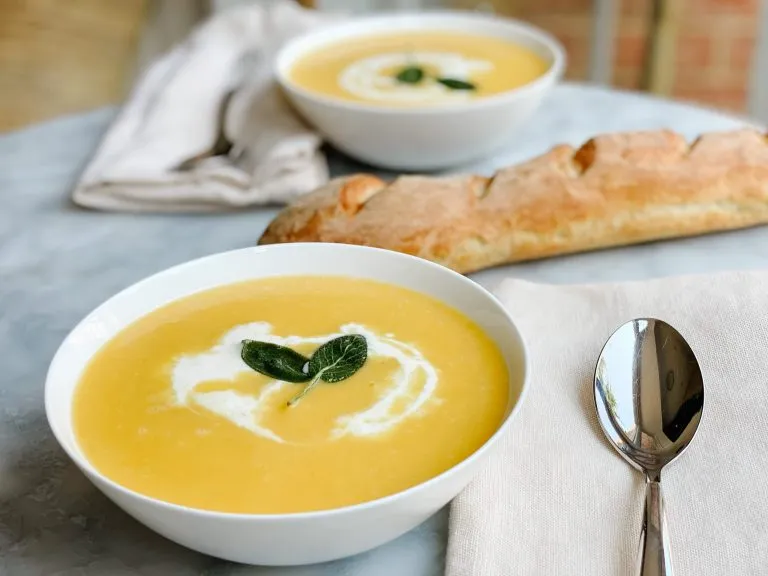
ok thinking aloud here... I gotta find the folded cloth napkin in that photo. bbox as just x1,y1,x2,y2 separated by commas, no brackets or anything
447,272,768,575
73,0,340,212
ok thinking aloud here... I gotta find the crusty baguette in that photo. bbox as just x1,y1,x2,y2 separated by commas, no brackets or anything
259,129,768,273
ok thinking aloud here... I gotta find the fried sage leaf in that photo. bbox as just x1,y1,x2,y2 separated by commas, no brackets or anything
309,334,368,383
396,66,425,84
240,340,310,383
288,334,368,406
436,77,476,91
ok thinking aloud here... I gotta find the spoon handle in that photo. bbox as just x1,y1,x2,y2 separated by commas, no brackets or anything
637,475,674,576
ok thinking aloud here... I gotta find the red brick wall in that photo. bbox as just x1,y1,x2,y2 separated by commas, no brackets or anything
495,0,758,113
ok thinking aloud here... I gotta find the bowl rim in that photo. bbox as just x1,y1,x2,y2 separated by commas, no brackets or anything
274,10,566,115
45,243,531,522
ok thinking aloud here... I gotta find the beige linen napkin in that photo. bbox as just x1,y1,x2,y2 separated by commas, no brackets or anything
73,1,340,212
447,272,768,575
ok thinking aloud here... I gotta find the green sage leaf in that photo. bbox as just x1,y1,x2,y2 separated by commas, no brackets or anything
436,77,477,91
287,334,368,407
395,66,425,84
308,334,368,383
240,340,311,383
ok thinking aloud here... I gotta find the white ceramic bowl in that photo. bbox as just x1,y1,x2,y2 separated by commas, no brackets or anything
45,244,529,566
276,11,565,171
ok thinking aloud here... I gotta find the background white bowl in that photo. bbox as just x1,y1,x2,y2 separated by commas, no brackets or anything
276,11,565,171
45,244,528,566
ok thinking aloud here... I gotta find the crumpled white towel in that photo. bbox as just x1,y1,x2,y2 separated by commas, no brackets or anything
447,272,768,575
73,0,341,212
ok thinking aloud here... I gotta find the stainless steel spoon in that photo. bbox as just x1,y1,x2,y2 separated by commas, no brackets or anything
594,318,704,576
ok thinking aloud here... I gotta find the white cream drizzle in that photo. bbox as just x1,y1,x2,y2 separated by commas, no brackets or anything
171,323,439,443
338,51,493,104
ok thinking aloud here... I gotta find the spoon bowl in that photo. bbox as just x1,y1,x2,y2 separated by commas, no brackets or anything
594,318,704,576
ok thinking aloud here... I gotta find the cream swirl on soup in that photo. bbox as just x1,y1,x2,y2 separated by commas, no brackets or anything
172,322,439,443
339,52,493,104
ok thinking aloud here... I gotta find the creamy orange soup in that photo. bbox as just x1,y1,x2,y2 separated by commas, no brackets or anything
74,276,510,514
288,30,549,106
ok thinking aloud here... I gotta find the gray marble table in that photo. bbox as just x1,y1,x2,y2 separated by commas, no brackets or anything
2,83,767,575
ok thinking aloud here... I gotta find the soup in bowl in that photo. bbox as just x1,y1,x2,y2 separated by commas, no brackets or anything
288,30,550,107
45,244,528,565
276,12,565,170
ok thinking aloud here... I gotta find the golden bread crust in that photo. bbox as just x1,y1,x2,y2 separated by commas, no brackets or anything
258,129,768,273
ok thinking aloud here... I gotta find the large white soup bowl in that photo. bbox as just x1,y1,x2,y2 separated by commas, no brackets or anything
45,243,529,566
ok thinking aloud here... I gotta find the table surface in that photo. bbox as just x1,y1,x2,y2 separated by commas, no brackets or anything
3,83,768,576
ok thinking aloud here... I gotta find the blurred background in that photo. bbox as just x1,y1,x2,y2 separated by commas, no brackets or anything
1,0,765,133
